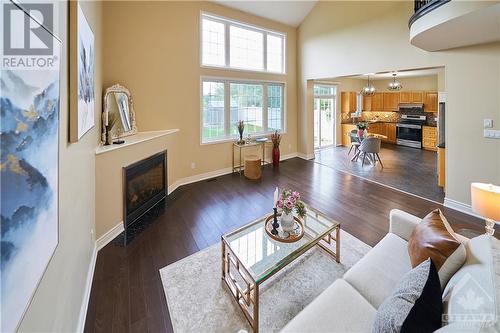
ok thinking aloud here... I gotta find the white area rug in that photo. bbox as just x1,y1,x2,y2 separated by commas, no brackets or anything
160,230,371,333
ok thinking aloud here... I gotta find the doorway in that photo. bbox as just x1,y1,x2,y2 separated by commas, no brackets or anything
313,84,337,149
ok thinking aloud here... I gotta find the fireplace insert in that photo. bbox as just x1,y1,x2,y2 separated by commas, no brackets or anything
123,151,167,241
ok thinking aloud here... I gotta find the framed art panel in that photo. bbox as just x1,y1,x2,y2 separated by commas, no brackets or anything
0,1,61,331
69,1,95,142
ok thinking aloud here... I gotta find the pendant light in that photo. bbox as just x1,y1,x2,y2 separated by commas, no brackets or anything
360,75,376,96
387,73,403,91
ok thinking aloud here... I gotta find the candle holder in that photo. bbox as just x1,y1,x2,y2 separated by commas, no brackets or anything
271,208,279,235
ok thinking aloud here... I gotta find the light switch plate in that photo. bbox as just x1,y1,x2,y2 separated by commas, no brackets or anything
484,119,493,128
484,129,500,139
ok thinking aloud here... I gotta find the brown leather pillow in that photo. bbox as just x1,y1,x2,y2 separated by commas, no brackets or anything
408,209,466,288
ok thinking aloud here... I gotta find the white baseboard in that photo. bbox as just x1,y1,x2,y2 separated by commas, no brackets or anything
444,197,481,218
297,152,315,160
76,245,97,333
96,222,124,251
167,152,299,194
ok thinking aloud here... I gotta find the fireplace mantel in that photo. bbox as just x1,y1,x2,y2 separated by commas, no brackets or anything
95,129,179,155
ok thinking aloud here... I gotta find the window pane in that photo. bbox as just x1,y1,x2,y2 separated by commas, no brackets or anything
202,81,225,141
230,83,263,135
202,18,225,66
268,85,283,131
267,35,283,73
314,85,336,96
230,25,263,70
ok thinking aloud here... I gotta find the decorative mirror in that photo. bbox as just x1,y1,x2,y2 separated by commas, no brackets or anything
102,84,137,144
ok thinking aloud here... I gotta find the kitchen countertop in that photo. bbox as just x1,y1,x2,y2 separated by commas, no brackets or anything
342,121,437,127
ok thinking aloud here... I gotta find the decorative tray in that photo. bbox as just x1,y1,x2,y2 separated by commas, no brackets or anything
265,214,304,243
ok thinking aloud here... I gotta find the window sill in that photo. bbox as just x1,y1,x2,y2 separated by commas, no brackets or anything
201,131,287,146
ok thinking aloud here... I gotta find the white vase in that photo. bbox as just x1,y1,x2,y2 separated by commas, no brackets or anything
280,211,294,233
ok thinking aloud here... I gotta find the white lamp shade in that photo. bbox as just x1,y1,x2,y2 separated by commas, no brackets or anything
471,183,500,221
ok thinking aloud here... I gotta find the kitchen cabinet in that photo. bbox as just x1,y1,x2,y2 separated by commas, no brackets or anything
386,123,396,143
383,93,400,111
438,147,445,188
422,126,437,151
400,91,423,103
341,124,357,146
424,91,438,113
371,93,384,111
362,95,372,111
341,92,357,113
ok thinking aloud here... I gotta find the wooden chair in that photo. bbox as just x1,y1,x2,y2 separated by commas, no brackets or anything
244,155,262,180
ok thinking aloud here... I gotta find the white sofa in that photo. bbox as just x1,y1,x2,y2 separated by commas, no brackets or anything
281,209,499,333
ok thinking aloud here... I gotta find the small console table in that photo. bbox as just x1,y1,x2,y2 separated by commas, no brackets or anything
232,140,271,175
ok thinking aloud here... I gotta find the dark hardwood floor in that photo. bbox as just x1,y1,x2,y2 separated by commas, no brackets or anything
314,143,445,203
84,157,491,333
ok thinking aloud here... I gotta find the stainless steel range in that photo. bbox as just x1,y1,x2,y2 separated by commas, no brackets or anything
396,114,427,149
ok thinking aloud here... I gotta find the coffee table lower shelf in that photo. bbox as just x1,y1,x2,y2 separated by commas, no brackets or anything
221,225,340,333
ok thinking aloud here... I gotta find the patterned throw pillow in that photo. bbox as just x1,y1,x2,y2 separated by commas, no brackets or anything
408,209,466,288
372,258,443,333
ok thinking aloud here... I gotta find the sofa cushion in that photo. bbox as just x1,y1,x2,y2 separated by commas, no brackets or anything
442,235,498,331
408,209,466,288
280,279,376,333
344,233,412,308
373,258,443,333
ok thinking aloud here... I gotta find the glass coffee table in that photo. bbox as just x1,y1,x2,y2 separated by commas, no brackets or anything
221,204,340,332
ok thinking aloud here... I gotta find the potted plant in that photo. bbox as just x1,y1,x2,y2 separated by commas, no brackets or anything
356,122,368,139
276,189,307,233
237,120,245,144
271,130,281,167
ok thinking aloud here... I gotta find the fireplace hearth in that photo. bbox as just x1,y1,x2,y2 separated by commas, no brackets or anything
123,150,167,244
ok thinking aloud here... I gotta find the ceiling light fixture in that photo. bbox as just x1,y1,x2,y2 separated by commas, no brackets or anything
360,75,376,96
387,73,403,91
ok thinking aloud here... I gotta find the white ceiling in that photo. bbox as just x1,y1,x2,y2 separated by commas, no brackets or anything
213,1,317,27
350,67,443,80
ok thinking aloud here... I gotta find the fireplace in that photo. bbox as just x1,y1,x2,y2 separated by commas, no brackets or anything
123,151,167,239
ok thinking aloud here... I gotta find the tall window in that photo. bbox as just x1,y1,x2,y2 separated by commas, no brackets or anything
201,13,286,74
201,78,285,143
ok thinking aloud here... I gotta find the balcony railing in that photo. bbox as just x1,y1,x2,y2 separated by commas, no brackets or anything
409,0,451,27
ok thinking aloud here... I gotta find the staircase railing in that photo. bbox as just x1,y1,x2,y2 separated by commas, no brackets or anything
409,0,451,27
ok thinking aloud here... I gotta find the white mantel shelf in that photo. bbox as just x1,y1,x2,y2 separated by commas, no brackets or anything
95,129,179,155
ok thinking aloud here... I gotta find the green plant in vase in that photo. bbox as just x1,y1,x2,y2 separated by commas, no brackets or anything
356,122,368,139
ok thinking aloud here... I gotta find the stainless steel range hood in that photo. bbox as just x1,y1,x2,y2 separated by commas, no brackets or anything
399,103,424,112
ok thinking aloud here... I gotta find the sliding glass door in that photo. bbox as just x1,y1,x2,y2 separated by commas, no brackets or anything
314,85,337,149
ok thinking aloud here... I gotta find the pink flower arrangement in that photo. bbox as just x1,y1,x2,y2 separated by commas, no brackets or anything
276,189,306,218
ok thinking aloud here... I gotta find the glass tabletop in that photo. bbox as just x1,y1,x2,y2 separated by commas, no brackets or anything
222,204,339,284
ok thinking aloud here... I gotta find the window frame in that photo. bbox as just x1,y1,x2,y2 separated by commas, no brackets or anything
200,76,286,145
200,12,287,75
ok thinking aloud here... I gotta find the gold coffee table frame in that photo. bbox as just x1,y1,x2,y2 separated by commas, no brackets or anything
221,205,340,333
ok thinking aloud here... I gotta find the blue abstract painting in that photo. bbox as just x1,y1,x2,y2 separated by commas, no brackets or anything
0,49,60,332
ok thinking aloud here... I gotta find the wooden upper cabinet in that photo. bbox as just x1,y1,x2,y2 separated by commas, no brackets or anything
400,92,411,103
400,91,424,104
341,92,357,113
371,93,384,111
411,92,423,103
424,91,438,112
383,93,400,111
363,95,372,111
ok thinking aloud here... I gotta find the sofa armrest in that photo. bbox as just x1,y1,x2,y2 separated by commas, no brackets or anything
389,209,421,241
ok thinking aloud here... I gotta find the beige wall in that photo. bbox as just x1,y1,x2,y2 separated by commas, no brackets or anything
298,1,500,205
97,1,297,237
18,1,102,331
